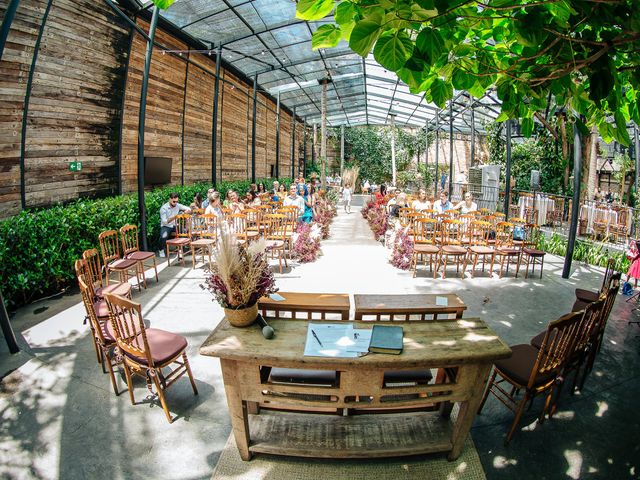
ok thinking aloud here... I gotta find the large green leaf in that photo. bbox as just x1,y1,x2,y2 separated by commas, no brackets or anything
430,78,452,108
520,117,534,137
335,1,356,25
296,0,335,21
613,111,631,146
415,28,445,65
452,68,475,90
597,121,615,144
312,25,342,50
373,31,413,71
349,20,382,56
150,0,175,9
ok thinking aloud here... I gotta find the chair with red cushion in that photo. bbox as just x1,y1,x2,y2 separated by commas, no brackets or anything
98,230,143,290
77,253,132,301
103,293,198,423
119,224,158,286
521,223,546,279
573,258,615,311
165,214,193,267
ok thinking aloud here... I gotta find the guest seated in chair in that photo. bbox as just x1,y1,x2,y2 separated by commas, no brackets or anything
389,192,409,218
433,191,453,214
453,191,478,214
411,188,431,211
159,193,191,257
283,184,306,219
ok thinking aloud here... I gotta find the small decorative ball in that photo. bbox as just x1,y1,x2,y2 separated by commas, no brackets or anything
262,325,275,339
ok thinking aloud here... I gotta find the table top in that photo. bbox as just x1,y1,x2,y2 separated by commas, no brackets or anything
258,292,350,310
200,317,510,369
353,293,466,314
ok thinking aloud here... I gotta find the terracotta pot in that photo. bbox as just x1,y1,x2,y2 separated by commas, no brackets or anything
224,303,259,327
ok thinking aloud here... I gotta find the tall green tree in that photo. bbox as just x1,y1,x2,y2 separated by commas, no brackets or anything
299,0,640,146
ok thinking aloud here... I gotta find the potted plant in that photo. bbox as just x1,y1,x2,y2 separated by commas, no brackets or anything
204,231,278,327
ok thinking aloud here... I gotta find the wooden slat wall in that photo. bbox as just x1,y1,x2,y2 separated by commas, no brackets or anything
23,0,129,206
0,4,300,218
0,0,48,216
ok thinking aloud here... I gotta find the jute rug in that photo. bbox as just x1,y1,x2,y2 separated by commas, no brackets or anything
211,433,485,480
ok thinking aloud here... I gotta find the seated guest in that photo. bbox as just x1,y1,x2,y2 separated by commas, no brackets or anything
272,181,280,197
454,191,478,214
433,191,453,213
223,190,234,208
257,183,266,194
159,193,191,257
245,190,262,207
375,184,387,206
273,183,287,201
389,192,409,218
283,184,305,218
190,192,203,210
411,188,431,211
227,191,245,214
298,183,314,223
204,191,223,217
201,187,216,208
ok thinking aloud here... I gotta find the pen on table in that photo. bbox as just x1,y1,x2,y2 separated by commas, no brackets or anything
311,329,323,347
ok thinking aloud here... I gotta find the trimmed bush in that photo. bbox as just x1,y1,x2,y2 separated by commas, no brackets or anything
0,178,288,309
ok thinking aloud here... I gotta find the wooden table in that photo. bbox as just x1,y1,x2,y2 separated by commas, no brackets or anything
354,293,467,320
200,317,510,461
258,292,350,320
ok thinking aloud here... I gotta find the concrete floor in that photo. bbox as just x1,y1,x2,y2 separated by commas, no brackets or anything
1,195,639,480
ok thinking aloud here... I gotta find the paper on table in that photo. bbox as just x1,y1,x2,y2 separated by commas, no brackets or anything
346,328,372,354
435,296,448,306
303,323,360,358
269,293,286,301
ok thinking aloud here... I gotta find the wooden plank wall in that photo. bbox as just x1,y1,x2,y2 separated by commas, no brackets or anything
0,4,298,218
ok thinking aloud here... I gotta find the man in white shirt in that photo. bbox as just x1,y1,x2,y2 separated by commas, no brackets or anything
283,184,305,219
433,191,454,213
159,192,191,257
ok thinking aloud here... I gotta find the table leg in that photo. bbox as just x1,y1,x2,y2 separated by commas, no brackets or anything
220,359,252,460
448,363,492,461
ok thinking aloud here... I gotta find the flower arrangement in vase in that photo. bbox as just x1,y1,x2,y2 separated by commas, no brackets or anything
292,222,321,262
204,231,278,326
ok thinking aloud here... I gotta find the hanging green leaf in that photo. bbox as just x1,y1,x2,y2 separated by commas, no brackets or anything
349,20,382,56
597,121,615,144
312,25,343,50
452,68,475,90
430,78,452,108
296,0,335,21
150,0,176,9
335,2,356,25
613,111,631,146
415,28,445,64
520,117,534,137
373,31,414,71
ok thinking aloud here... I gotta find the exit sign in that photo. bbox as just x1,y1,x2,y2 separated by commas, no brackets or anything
69,161,83,172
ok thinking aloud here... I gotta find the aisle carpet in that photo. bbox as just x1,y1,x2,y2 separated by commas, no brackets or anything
211,433,485,480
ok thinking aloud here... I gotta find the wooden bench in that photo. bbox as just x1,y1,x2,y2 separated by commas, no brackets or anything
258,292,350,320
354,293,467,321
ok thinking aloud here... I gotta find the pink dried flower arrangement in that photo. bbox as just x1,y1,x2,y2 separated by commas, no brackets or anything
390,226,414,270
365,205,388,241
292,222,321,263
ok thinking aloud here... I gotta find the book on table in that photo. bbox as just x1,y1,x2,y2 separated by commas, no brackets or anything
368,325,404,355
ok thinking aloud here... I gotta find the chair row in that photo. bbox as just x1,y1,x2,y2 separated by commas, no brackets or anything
479,266,620,443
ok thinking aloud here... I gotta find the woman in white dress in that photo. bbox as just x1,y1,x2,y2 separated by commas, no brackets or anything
411,188,431,211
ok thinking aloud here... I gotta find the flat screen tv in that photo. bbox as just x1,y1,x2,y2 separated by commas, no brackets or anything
144,157,172,186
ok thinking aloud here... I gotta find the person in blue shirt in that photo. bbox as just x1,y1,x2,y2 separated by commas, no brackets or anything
433,191,453,213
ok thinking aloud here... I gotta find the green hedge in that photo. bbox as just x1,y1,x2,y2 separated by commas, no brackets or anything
0,178,290,310
537,232,630,272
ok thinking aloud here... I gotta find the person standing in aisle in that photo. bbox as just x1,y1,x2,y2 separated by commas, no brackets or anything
342,183,353,214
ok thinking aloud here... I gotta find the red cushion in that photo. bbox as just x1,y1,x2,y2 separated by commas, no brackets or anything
470,246,494,254
414,244,439,254
442,245,467,254
125,328,187,366
108,258,138,270
125,250,155,261
96,283,132,299
166,238,190,245
94,300,109,319
524,248,545,257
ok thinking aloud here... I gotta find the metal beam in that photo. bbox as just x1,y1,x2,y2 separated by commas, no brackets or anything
449,100,454,197
137,6,159,251
256,49,357,75
503,120,512,216
291,107,297,179
340,125,345,175
211,46,222,186
0,289,19,354
251,74,258,183
20,0,53,210
275,91,280,178
563,124,582,278
302,118,307,177
0,0,21,62
435,111,440,195
470,95,476,166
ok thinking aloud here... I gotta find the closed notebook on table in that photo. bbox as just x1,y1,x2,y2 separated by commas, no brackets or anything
368,325,404,355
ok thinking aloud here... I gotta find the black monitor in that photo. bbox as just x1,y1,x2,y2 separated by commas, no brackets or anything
144,157,172,186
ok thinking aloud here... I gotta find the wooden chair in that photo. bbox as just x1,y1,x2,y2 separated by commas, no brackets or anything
508,204,519,219
81,249,133,300
592,208,610,240
458,214,475,245
98,230,143,290
435,219,467,279
278,206,299,258
521,224,546,279
263,213,289,274
478,310,584,443
190,214,217,269
165,214,192,266
103,293,198,423
227,213,259,245
493,222,521,278
610,207,630,244
465,221,495,278
119,224,158,287
78,271,121,395
411,218,440,277
573,258,615,311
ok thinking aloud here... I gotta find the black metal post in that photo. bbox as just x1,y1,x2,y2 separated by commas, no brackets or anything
137,6,159,252
311,123,316,167
470,96,476,166
291,107,297,179
0,0,21,62
635,125,639,202
449,100,454,197
434,111,440,196
0,289,19,354
180,55,189,186
503,120,512,216
302,118,307,178
20,0,52,210
251,74,258,183
211,46,221,186
275,92,280,179
563,125,582,279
